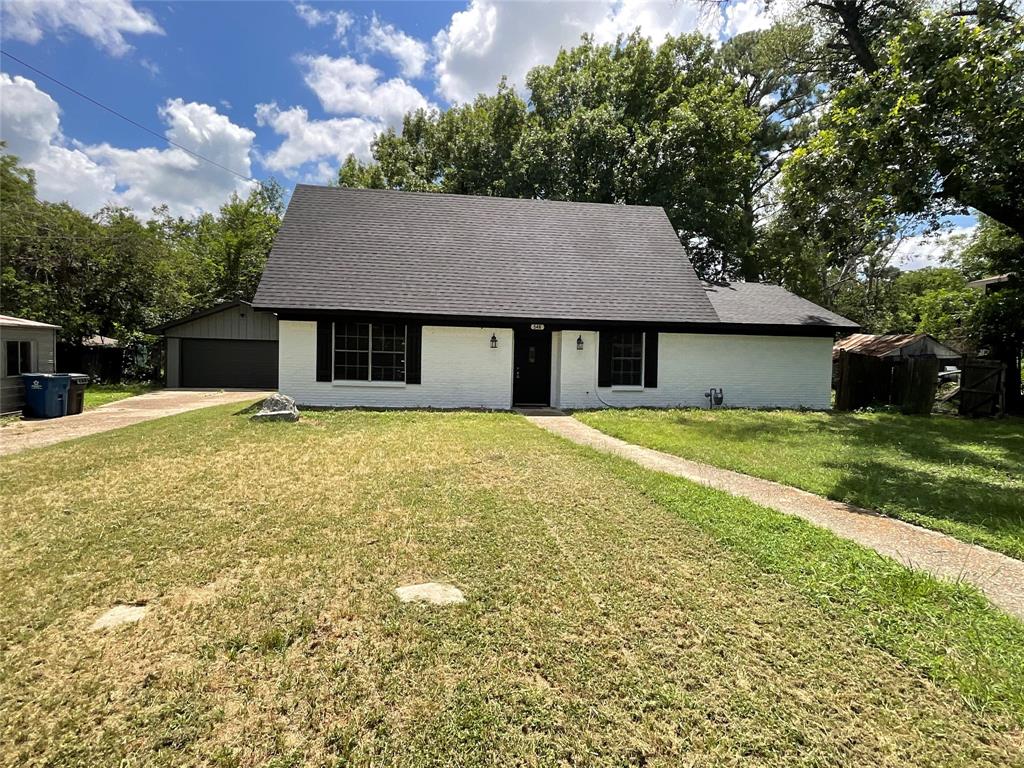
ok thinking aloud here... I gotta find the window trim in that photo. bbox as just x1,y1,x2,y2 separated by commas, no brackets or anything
608,330,645,390
4,340,33,378
331,321,408,385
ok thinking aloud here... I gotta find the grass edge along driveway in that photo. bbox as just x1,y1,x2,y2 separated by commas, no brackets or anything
576,408,1024,560
0,406,1022,766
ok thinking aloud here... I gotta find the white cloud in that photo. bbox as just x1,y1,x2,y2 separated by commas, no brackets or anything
433,0,712,104
255,103,380,176
0,73,117,211
0,74,254,218
593,0,709,45
300,54,431,127
294,2,352,39
1,0,163,56
363,15,431,79
892,226,977,271
86,100,256,217
723,0,771,36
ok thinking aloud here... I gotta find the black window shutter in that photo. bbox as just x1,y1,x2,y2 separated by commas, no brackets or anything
598,331,612,387
644,331,658,388
405,324,422,384
316,319,332,382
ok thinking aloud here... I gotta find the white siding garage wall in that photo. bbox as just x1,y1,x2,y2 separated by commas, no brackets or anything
555,331,833,410
279,321,514,408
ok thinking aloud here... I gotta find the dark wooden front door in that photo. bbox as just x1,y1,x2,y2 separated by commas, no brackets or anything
513,327,551,406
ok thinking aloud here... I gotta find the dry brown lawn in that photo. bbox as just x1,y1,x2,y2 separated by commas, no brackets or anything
1,406,1022,767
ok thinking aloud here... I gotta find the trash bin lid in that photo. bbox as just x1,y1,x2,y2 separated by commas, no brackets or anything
69,374,90,384
21,372,69,378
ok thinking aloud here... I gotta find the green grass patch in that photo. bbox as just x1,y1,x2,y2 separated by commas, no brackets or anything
84,382,156,409
577,408,1024,559
0,407,1021,766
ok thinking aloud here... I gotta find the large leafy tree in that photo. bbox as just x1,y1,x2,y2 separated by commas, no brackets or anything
785,2,1023,246
342,33,763,280
1,149,284,354
717,23,822,280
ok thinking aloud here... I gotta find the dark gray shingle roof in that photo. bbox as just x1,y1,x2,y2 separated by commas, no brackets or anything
254,185,719,324
703,282,857,329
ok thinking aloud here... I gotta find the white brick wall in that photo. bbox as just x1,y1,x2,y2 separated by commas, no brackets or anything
557,330,833,410
278,321,833,411
278,321,513,408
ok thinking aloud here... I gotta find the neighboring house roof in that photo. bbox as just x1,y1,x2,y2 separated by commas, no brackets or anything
149,300,253,333
255,186,718,324
702,282,857,329
968,273,1014,288
81,335,120,348
833,333,960,359
253,185,855,331
0,314,60,329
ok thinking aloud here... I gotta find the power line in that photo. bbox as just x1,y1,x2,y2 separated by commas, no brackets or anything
0,49,255,183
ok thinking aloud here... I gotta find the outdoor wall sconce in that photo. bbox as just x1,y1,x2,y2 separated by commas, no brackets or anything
576,335,584,351
490,333,498,349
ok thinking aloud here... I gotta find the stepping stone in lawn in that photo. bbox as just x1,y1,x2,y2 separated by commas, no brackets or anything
394,582,465,606
90,603,148,631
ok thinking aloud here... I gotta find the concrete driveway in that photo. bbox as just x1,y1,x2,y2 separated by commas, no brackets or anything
0,389,271,457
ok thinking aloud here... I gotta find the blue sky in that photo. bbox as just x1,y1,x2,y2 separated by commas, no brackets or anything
0,0,970,267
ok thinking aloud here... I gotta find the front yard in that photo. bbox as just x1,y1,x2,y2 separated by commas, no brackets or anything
1,406,1023,766
577,408,1024,559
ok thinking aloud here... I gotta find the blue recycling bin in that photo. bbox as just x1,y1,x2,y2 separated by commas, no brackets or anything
21,373,70,418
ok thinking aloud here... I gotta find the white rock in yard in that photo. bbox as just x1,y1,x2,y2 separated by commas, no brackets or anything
251,393,299,422
394,582,465,606
90,604,147,630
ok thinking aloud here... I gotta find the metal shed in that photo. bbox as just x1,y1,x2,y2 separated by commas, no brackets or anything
1,315,60,414
151,300,278,389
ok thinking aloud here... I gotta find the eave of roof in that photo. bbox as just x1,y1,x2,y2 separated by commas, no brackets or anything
0,314,61,329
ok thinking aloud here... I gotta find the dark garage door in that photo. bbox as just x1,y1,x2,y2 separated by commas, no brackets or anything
180,339,278,388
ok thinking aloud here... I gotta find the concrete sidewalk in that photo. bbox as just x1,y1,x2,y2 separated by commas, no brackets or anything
0,389,270,457
527,414,1024,621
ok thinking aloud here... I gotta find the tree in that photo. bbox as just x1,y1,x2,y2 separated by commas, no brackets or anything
351,33,763,280
1,149,284,361
337,154,385,189
786,3,1023,238
717,23,822,280
947,216,1024,279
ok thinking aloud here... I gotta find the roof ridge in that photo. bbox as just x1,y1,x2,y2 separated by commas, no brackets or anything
293,184,668,211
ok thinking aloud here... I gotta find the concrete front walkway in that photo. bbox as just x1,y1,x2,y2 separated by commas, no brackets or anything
0,389,270,457
527,414,1024,621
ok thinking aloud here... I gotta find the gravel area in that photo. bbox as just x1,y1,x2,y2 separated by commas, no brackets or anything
0,389,270,456
527,414,1024,621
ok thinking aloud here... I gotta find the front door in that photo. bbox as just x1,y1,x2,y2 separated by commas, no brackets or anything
513,326,552,406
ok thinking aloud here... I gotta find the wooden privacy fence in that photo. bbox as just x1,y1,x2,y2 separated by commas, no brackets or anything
959,357,1006,417
835,351,939,414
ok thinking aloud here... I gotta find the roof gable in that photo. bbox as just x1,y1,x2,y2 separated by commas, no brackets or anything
253,186,718,324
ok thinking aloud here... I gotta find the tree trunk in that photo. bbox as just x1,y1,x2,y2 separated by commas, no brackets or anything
739,187,760,282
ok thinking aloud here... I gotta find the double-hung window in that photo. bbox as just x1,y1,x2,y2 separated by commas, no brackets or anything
333,322,406,382
5,340,32,377
610,331,644,387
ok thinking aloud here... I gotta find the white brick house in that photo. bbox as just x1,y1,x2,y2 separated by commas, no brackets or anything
254,186,856,411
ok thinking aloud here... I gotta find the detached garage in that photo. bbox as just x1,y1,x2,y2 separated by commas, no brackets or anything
152,300,278,389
